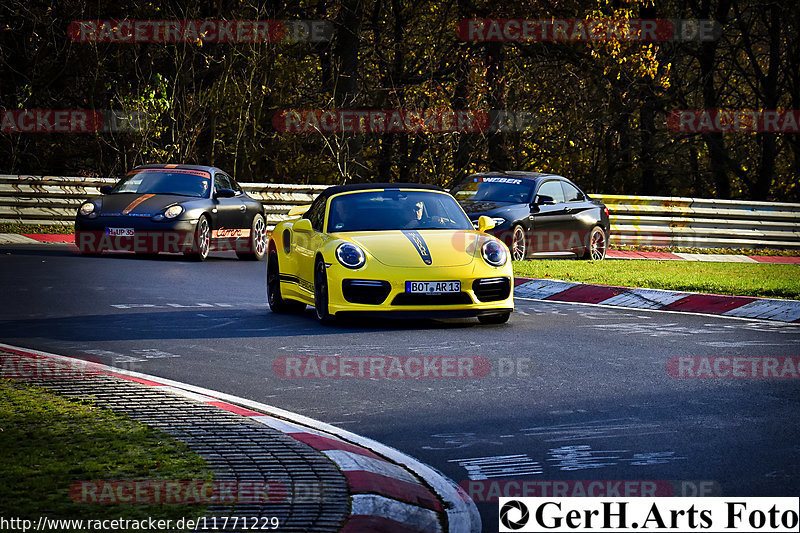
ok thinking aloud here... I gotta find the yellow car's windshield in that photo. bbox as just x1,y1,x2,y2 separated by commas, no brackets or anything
327,190,473,232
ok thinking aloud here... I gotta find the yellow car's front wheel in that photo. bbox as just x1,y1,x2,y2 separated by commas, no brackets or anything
314,257,335,325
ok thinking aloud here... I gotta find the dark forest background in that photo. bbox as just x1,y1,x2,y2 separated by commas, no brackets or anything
0,0,797,200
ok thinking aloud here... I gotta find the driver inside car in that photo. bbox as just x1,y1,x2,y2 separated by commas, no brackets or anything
330,198,352,231
406,199,450,228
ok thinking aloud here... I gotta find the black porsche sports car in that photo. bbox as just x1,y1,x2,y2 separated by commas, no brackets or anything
451,172,610,261
75,164,267,261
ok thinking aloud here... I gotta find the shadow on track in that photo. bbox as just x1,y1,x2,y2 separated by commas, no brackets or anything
0,307,493,344
2,245,241,262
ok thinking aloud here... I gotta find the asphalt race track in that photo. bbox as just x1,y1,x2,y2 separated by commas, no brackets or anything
2,244,799,532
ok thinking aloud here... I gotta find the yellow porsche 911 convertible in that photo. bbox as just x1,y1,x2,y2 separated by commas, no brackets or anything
266,183,514,324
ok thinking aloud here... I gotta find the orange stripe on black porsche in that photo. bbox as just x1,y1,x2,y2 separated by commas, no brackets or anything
122,194,155,215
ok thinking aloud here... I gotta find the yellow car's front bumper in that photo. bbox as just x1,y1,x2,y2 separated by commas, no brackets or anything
321,261,514,318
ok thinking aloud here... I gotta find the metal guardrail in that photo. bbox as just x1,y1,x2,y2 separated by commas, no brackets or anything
594,194,800,250
0,175,327,228
1,175,799,249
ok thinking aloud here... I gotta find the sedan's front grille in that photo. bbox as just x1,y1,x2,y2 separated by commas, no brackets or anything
472,277,511,302
391,292,473,306
342,279,391,305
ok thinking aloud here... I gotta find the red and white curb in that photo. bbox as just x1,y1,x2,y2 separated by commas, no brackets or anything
607,250,800,264
0,233,74,244
514,278,800,323
0,342,480,533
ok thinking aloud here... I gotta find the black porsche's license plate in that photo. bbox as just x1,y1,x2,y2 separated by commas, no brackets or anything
106,227,134,236
405,281,460,294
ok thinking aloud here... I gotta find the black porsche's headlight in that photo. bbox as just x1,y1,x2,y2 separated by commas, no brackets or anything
481,239,508,267
336,243,366,269
152,205,183,221
164,205,183,219
79,202,97,218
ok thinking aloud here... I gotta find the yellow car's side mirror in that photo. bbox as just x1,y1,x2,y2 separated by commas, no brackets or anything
293,218,313,233
477,215,496,232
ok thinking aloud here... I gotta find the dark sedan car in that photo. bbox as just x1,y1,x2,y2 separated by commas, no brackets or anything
75,164,267,261
451,172,610,260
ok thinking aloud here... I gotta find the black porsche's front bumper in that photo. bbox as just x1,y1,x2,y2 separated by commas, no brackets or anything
75,217,198,253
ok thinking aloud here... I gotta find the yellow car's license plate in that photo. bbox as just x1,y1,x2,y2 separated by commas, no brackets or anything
406,281,461,294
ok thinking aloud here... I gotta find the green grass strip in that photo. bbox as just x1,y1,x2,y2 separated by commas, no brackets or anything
610,244,800,257
0,223,74,235
0,379,210,525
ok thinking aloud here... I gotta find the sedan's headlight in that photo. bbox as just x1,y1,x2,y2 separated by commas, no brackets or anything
164,205,183,219
79,202,96,216
481,239,508,267
336,243,366,269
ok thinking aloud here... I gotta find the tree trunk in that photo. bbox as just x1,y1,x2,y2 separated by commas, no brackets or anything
486,42,507,170
332,0,364,182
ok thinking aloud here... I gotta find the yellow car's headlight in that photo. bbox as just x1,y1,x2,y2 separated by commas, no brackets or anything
336,243,366,269
481,240,507,267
